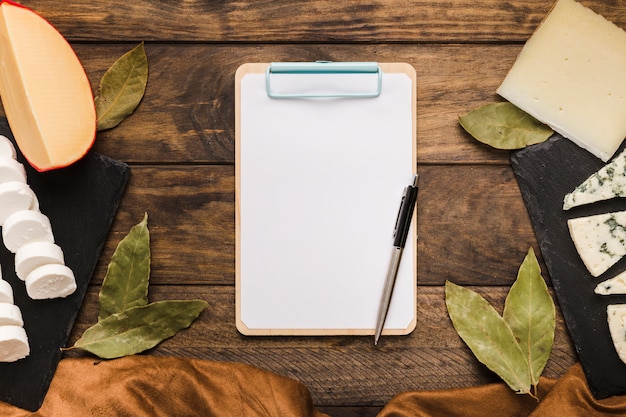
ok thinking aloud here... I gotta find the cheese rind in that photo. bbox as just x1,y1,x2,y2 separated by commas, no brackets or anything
497,0,626,162
0,325,29,362
563,148,626,209
567,211,626,277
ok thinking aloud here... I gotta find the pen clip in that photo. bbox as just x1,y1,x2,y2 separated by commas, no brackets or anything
393,188,409,238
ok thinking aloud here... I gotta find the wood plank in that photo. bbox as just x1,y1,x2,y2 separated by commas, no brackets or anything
66,285,577,407
92,164,538,287
1,43,519,166
17,1,626,43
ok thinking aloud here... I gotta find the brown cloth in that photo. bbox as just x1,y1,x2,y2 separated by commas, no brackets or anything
1,357,626,416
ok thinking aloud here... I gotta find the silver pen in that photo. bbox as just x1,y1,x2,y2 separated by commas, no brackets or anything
374,174,419,345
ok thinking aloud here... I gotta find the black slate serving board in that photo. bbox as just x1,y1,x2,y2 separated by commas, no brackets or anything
511,133,626,399
0,118,130,411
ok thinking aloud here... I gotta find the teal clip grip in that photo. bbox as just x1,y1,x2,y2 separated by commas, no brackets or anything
265,61,382,99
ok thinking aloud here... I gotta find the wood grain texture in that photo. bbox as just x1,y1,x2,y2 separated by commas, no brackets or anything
67,285,576,407
51,43,518,165
90,164,538,287
15,0,626,43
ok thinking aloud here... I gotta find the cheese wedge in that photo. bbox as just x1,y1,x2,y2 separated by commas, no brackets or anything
568,211,626,277
596,270,626,295
608,304,626,364
497,0,626,162
563,148,626,210
0,1,96,171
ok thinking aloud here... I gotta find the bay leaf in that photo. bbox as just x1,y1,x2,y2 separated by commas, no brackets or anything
459,102,553,150
73,300,209,359
445,280,531,394
98,213,150,321
95,42,148,131
503,248,555,391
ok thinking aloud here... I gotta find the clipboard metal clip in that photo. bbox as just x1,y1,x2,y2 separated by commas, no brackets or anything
265,61,383,99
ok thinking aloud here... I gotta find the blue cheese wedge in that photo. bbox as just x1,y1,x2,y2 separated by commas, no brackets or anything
563,148,626,210
595,270,626,295
608,304,626,364
567,211,626,277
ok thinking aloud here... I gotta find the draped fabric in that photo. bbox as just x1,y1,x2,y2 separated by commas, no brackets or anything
1,357,625,417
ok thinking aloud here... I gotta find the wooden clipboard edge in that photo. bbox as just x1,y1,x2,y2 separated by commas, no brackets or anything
234,62,418,336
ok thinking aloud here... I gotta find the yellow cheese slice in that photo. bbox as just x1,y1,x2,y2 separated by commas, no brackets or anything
498,0,626,162
0,2,95,171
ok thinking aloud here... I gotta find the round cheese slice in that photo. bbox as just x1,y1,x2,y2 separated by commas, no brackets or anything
0,135,16,159
0,325,29,362
25,264,76,299
15,241,65,281
0,303,23,327
2,210,54,253
0,280,13,304
0,182,37,225
0,157,26,184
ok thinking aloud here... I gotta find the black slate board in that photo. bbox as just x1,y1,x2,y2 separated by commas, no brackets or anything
511,133,626,399
0,118,130,411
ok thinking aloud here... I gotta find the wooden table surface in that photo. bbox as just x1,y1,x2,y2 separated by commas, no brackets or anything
9,0,625,415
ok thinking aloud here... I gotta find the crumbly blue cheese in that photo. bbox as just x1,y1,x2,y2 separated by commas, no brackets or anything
595,270,626,295
568,211,626,277
563,148,626,210
608,304,626,364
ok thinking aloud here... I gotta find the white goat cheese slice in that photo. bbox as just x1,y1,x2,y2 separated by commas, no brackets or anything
0,181,36,225
568,211,626,277
14,241,65,281
0,157,25,184
0,325,29,362
25,264,76,299
0,303,22,327
563,148,626,210
497,0,626,162
0,135,16,159
2,209,54,253
608,304,626,364
596,270,626,295
0,280,13,305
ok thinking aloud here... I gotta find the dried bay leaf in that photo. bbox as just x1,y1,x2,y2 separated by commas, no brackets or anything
459,102,553,150
95,42,148,131
445,280,532,395
73,300,208,359
503,248,555,392
98,213,150,321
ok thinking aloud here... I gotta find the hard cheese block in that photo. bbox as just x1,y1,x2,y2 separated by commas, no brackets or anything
511,134,626,399
0,118,129,411
498,0,626,162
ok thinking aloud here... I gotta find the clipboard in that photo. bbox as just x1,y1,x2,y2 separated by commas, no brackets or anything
235,62,417,336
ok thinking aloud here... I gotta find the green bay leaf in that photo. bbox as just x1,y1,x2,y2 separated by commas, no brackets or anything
445,280,531,394
459,102,553,150
98,213,150,321
503,248,555,391
73,300,208,359
95,42,148,131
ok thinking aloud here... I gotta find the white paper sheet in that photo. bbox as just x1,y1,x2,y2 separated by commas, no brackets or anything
236,64,416,334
